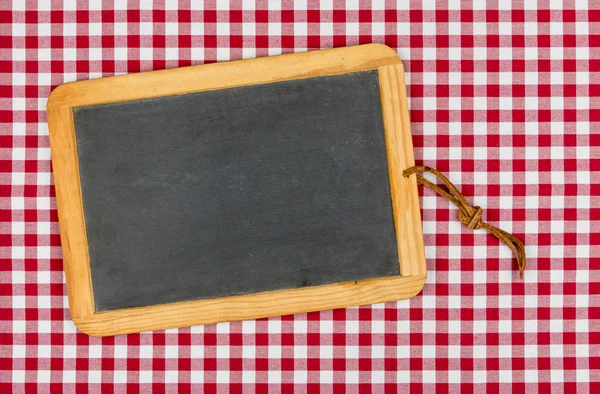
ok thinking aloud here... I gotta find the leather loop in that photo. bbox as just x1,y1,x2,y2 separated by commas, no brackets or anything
459,206,483,230
403,165,526,280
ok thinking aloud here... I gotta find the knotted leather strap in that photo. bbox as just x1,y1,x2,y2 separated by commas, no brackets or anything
403,166,526,279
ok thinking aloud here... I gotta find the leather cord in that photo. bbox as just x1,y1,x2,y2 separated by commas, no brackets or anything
403,165,526,279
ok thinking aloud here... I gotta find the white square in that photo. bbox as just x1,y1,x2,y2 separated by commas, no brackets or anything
88,344,102,359
37,370,51,383
473,96,486,110
320,346,333,359
140,22,153,35
63,23,77,36
64,48,77,61
12,246,25,260
63,370,76,383
140,345,153,358
217,22,230,36
192,22,204,36
372,22,385,36
12,221,25,234
160,345,176,359
38,321,51,333
113,345,127,358
551,96,564,110
293,345,307,359
576,370,590,383
550,47,563,60
267,22,283,37
320,0,333,9
165,48,178,61
37,296,51,309
550,21,563,35
523,370,538,384
550,344,564,358
498,22,512,35
13,345,26,358
397,370,410,382
13,320,25,334
240,370,255,383
35,23,52,38
576,320,588,332
346,370,359,384
89,48,102,61
190,344,203,358
550,196,565,209
12,271,25,284
294,370,307,383
242,345,255,359
422,320,436,334
140,48,153,61
473,370,486,384
267,370,281,384
422,48,436,61
346,320,359,334
448,321,460,334
13,23,25,36
321,23,333,36
550,319,564,333
190,370,204,383
446,345,459,359
295,23,308,36
13,73,25,86
397,22,409,36
473,48,487,62
63,345,77,358
499,369,512,383
448,22,461,35
421,345,435,359
346,345,359,358
114,47,127,61
498,320,512,333
12,48,26,61
320,370,333,384
12,97,25,111
268,345,281,359
241,319,255,333
448,47,461,60
320,320,333,333
215,370,229,383
216,322,230,334
473,22,486,36
523,21,537,36
14,123,26,135
165,22,178,36
88,23,102,36
397,345,409,358
139,371,152,383
165,370,178,383
448,98,461,110
550,71,563,85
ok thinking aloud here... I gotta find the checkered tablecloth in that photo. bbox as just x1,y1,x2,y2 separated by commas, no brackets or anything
1,1,598,392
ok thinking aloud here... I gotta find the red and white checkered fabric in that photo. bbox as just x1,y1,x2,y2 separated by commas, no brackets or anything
1,1,598,392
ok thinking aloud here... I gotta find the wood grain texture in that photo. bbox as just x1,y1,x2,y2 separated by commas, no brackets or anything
378,64,427,277
47,44,401,107
46,104,95,318
47,44,426,336
74,275,426,337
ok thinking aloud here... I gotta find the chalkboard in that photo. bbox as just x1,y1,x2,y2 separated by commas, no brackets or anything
47,44,426,336
74,70,399,311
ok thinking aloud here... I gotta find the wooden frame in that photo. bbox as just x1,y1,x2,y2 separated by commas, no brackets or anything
47,44,426,336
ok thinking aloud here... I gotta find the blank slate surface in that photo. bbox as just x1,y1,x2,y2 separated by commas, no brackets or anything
72,70,399,312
